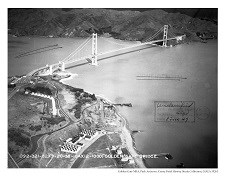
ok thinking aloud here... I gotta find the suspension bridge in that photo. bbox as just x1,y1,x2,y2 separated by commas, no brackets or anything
28,25,185,76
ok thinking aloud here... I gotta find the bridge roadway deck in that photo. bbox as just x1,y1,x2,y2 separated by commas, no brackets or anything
64,36,184,68
28,36,184,75
64,43,158,69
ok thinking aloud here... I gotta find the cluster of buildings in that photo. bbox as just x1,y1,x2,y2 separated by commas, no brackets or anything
25,91,57,116
9,75,33,85
111,146,135,164
80,129,98,139
60,129,98,154
60,135,84,153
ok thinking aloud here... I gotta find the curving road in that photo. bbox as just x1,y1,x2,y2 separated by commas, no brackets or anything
16,80,98,165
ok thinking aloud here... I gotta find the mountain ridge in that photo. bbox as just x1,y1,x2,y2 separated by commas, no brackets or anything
8,8,217,42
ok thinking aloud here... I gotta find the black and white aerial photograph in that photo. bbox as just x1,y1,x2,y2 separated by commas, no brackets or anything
5,2,221,173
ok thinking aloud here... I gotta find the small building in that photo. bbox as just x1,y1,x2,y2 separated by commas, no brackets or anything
77,142,83,146
61,143,79,154
117,149,122,155
80,134,84,137
121,157,129,162
71,135,80,143
84,135,91,140
66,138,72,143
111,146,117,150
81,129,97,136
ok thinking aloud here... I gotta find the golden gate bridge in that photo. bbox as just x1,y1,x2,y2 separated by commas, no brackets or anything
27,25,185,76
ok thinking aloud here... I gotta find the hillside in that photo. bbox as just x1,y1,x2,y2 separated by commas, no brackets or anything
8,8,217,42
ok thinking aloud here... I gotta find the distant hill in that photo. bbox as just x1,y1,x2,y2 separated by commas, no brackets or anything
8,8,217,42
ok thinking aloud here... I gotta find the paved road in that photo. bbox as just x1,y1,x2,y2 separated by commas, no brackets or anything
16,80,98,166
8,153,19,168
8,87,20,100
70,132,105,168
97,95,146,168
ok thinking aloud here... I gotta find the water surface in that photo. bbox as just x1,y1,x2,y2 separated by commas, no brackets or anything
8,36,217,168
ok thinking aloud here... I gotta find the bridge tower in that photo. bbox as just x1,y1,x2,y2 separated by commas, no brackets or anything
48,65,53,75
62,62,65,71
59,61,65,71
162,25,168,47
91,33,98,66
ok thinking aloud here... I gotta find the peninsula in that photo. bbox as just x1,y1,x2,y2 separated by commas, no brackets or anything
8,71,145,168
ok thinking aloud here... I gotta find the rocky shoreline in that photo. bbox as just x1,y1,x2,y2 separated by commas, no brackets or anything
95,95,147,168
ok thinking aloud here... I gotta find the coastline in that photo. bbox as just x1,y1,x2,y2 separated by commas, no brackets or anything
96,94,147,168
8,35,218,168
55,81,147,168
59,73,78,83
